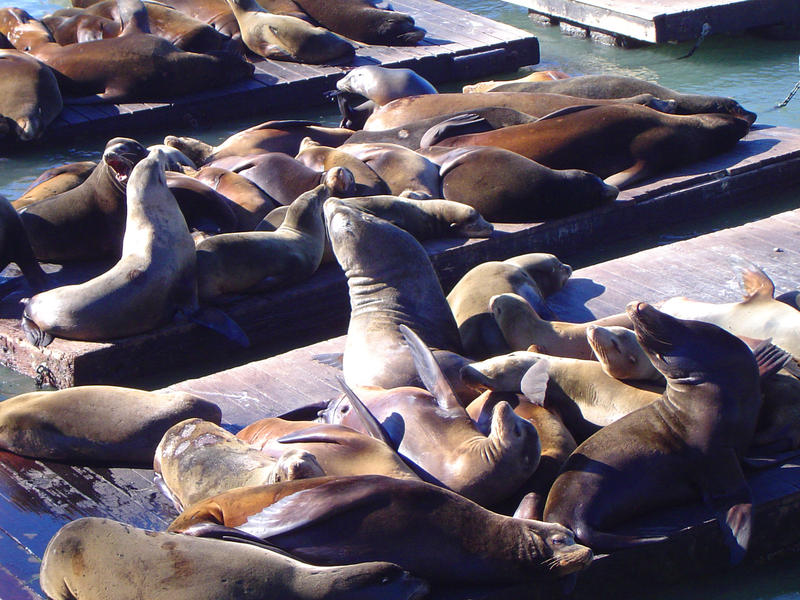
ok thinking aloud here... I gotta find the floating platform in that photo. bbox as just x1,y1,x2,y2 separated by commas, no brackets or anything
3,206,800,598
504,0,800,45
31,0,540,145
0,124,798,389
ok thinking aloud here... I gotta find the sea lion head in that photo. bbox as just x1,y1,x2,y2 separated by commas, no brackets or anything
322,166,356,197
506,253,573,298
318,561,429,600
523,520,594,577
489,400,540,470
587,324,658,381
102,137,149,191
375,13,425,45
0,8,52,48
447,204,493,238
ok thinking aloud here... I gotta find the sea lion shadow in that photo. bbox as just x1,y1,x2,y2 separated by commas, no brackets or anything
423,36,451,45
545,278,606,323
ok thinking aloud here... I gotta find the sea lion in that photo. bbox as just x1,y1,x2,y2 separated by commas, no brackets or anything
154,418,324,511
337,66,436,106
13,161,97,209
447,254,573,360
752,372,800,454
362,91,675,131
21,148,198,345
18,137,148,262
170,475,593,584
237,417,421,480
0,386,220,466
659,266,800,360
325,197,463,389
42,9,121,44
426,104,751,189
166,171,239,234
225,0,354,63
0,3,253,102
293,0,425,45
0,194,48,293
147,143,197,171
543,302,762,562
487,73,757,123
490,292,633,359
419,144,619,222
587,323,663,383
41,517,429,600
462,70,570,93
149,0,240,36
0,49,62,141
296,138,389,197
321,325,540,506
165,120,354,166
195,175,332,299
462,350,663,442
194,165,280,229
337,142,440,198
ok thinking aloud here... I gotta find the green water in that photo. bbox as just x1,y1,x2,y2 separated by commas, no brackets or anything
1,1,799,595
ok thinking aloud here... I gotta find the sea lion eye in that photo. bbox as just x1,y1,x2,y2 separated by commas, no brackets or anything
551,534,570,546
381,577,390,585
340,404,350,414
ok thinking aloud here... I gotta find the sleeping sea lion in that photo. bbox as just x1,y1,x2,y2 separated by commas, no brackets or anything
0,48,62,141
194,165,279,229
296,138,389,197
587,323,663,383
337,142,440,199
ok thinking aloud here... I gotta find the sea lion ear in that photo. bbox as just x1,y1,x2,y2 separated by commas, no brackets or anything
398,324,461,411
738,265,774,300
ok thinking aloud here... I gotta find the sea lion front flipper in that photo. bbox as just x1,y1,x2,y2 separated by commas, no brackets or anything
335,376,393,445
520,359,549,406
183,307,250,347
418,113,492,148
181,522,297,557
513,491,545,521
312,352,344,368
534,104,602,123
604,160,653,190
739,265,775,300
398,324,461,411
698,449,753,564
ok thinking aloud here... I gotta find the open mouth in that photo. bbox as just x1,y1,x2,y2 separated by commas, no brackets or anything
102,139,148,185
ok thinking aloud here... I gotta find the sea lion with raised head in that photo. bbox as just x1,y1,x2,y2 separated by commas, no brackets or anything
0,49,62,141
543,302,762,562
169,475,593,584
41,517,429,600
0,386,220,466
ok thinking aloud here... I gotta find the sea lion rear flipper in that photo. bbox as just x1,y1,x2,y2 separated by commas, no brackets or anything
418,113,492,148
750,339,793,379
520,359,549,406
739,265,775,300
185,307,250,347
699,449,753,564
334,376,393,445
312,352,344,368
604,161,653,190
398,324,461,411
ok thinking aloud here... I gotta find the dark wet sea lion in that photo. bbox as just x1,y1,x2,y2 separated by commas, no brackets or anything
428,104,751,189
169,475,593,584
0,48,62,141
419,145,618,222
19,137,148,262
543,302,762,562
41,517,429,600
0,386,220,466
13,161,96,209
489,73,757,123
294,0,425,45
0,194,47,293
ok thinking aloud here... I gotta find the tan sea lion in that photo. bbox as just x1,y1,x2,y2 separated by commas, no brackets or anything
0,3,253,103
149,0,240,36
325,197,463,389
0,386,220,466
363,91,676,131
419,145,618,222
463,69,570,93
337,142,440,198
587,323,663,383
194,165,279,229
0,49,62,141
225,0,354,63
165,120,355,166
487,73,757,123
427,104,751,189
237,417,421,480
446,254,573,360
543,302,762,562
21,149,198,346
337,66,436,105
659,266,800,360
195,175,333,299
296,138,389,197
13,161,96,209
41,517,429,600
154,418,324,511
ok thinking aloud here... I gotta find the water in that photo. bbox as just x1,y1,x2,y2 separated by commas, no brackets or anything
1,2,800,596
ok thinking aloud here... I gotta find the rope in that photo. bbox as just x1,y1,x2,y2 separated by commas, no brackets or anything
677,22,711,60
776,79,800,108
34,364,56,389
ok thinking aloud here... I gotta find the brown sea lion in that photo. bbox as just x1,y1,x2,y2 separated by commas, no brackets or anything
0,3,253,103
13,161,96,209
165,119,354,166
166,171,239,234
427,104,752,189
296,138,389,196
0,194,48,293
21,149,198,345
325,197,463,389
446,254,573,360
42,8,122,44
149,0,240,36
237,417,421,480
169,475,593,584
659,266,800,360
337,142,440,198
587,323,663,383
293,0,425,45
195,175,333,299
194,165,279,229
225,0,354,63
363,91,676,131
543,302,762,562
0,386,220,466
0,49,62,141
19,137,148,262
418,145,618,222
41,517,429,600
488,73,757,123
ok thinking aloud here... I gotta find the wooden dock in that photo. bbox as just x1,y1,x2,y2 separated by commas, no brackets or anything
30,0,539,145
0,124,798,389
504,0,800,45
3,206,800,598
